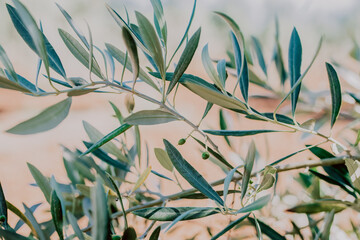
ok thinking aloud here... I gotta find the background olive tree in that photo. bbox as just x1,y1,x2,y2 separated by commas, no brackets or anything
1,0,360,239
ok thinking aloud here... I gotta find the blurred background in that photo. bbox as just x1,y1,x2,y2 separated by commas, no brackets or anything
1,0,360,238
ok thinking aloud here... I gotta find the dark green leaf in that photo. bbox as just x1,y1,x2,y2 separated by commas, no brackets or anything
241,141,256,199
133,207,220,221
164,139,224,206
287,199,348,214
0,184,8,229
7,4,66,77
135,12,165,77
325,63,342,128
211,214,249,240
50,190,64,240
59,29,103,79
288,28,302,115
167,28,201,95
204,129,283,137
223,165,242,203
122,27,139,84
107,173,128,229
248,217,286,240
219,109,231,147
6,201,36,234
0,45,18,83
124,110,179,125
201,102,213,120
81,123,132,157
6,98,72,135
0,228,30,240
182,190,241,199
23,203,46,240
92,177,110,240
27,163,52,203
251,36,267,76
149,226,161,240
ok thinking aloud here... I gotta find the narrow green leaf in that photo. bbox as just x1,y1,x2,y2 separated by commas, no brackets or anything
6,201,36,235
131,166,151,193
133,207,220,221
105,43,159,91
122,227,137,240
67,211,85,240
223,165,243,203
165,208,205,232
164,139,224,206
27,163,52,203
201,102,213,120
105,4,150,55
7,4,66,77
122,27,139,85
248,217,286,240
92,177,110,240
7,98,72,135
273,19,287,85
82,121,129,162
154,148,173,171
204,129,283,137
124,109,180,125
0,229,30,240
211,214,250,240
59,29,103,79
182,190,241,199
50,190,64,240
167,28,201,95
345,158,360,191
0,75,31,93
217,59,227,86
149,226,161,240
288,28,302,116
23,203,46,240
135,12,165,77
151,0,167,46
0,45,18,82
235,195,271,214
287,199,348,214
253,215,264,240
202,44,223,90
325,63,342,128
251,36,267,76
241,141,256,200
82,123,132,157
219,109,231,147
275,36,322,113
320,209,335,240
11,0,50,79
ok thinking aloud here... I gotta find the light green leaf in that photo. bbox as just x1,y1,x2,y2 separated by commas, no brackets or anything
135,12,165,77
7,98,71,135
0,75,31,93
235,195,271,214
82,123,132,159
202,44,223,91
12,0,50,79
67,211,85,240
27,163,52,203
151,0,167,46
124,109,180,125
131,166,151,193
82,121,128,162
257,166,277,192
251,36,267,76
204,129,283,137
287,199,348,214
223,165,243,204
325,63,342,128
164,139,224,206
0,228,31,240
59,29,103,79
6,201,36,236
320,210,335,240
105,43,159,91
23,204,46,240
50,190,64,240
133,207,220,221
154,148,173,171
92,177,110,240
211,214,250,240
67,88,99,97
241,141,256,200
345,158,360,190
0,45,18,82
122,27,139,85
167,28,201,95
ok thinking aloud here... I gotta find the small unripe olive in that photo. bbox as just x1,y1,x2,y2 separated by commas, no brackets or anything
178,138,186,145
202,151,210,160
112,235,121,240
0,215,6,223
